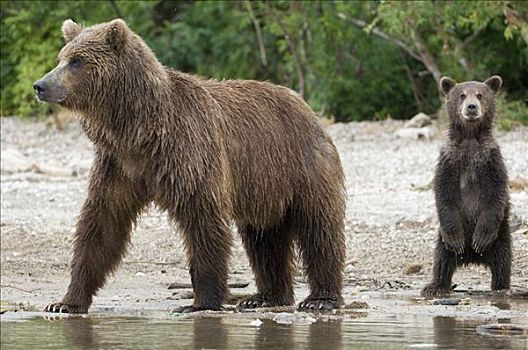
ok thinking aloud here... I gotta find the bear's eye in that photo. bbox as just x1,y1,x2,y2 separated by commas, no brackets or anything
69,57,82,69
460,93,466,99
476,93,482,100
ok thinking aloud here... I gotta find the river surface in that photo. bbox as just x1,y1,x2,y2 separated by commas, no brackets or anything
2,308,527,349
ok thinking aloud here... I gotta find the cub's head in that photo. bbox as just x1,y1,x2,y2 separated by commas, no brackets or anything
440,76,502,127
33,19,147,112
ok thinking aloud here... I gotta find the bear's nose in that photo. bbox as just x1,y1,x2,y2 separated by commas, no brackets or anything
33,80,46,94
467,104,477,111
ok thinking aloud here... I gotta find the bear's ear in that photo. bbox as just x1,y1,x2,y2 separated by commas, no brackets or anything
439,76,456,96
106,19,129,51
484,75,502,95
62,19,82,43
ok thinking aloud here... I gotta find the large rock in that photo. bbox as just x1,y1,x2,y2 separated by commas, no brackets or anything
0,149,32,174
394,126,436,140
33,162,74,177
404,112,432,128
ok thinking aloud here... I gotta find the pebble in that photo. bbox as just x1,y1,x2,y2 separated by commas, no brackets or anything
250,319,263,327
273,312,295,325
345,301,369,309
432,298,471,306
404,263,423,275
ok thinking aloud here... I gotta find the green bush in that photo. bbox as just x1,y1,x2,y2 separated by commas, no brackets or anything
498,96,528,130
1,1,526,124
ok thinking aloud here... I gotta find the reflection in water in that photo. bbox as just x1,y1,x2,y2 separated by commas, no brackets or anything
1,312,526,349
308,319,342,350
255,320,294,349
491,299,512,311
433,317,514,349
63,316,99,350
193,317,227,350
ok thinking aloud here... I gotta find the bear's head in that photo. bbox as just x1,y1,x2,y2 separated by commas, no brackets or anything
33,19,162,113
440,76,502,129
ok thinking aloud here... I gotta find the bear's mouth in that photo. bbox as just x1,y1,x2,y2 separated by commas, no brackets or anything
35,91,67,104
462,110,481,122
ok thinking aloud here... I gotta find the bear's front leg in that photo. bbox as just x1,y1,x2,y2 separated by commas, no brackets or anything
471,150,508,255
44,154,150,313
434,160,466,255
440,228,465,255
436,199,465,255
471,207,504,254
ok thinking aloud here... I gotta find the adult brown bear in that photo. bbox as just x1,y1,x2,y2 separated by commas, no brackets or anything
34,19,346,313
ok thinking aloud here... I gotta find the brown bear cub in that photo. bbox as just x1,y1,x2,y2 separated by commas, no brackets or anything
421,76,511,297
34,19,346,313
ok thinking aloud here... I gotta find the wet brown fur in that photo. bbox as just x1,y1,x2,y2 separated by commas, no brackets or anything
38,19,346,313
421,76,511,297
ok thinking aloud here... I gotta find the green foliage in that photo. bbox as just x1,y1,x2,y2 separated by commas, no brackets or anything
1,0,527,125
497,96,528,131
1,1,67,116
0,0,155,117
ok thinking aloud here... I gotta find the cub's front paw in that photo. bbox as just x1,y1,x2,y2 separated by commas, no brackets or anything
442,235,465,255
421,284,451,297
43,302,87,314
472,233,496,254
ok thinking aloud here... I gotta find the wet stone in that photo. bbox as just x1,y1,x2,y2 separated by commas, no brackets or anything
432,298,471,306
344,301,369,309
167,290,194,300
476,323,528,337
167,282,192,290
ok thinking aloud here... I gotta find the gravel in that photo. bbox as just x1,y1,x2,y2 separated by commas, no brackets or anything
1,117,527,314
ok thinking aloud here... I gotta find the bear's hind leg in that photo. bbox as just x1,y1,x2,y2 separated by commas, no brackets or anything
295,209,345,311
236,222,295,310
421,236,458,297
488,224,511,291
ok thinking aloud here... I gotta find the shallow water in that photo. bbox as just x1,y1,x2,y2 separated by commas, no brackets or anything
2,311,527,350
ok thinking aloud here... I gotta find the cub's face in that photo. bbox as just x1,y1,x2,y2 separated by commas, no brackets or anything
440,76,502,125
33,19,129,111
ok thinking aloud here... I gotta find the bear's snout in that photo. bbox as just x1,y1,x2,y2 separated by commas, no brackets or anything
461,100,482,121
33,71,68,104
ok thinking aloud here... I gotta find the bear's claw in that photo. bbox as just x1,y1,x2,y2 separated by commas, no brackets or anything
236,295,286,311
43,302,87,314
171,305,220,313
442,235,465,255
297,299,340,311
472,233,496,255
421,284,451,297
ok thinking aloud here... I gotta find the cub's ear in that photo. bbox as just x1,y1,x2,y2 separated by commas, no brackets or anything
62,19,82,43
106,19,129,50
484,75,502,95
439,76,456,96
